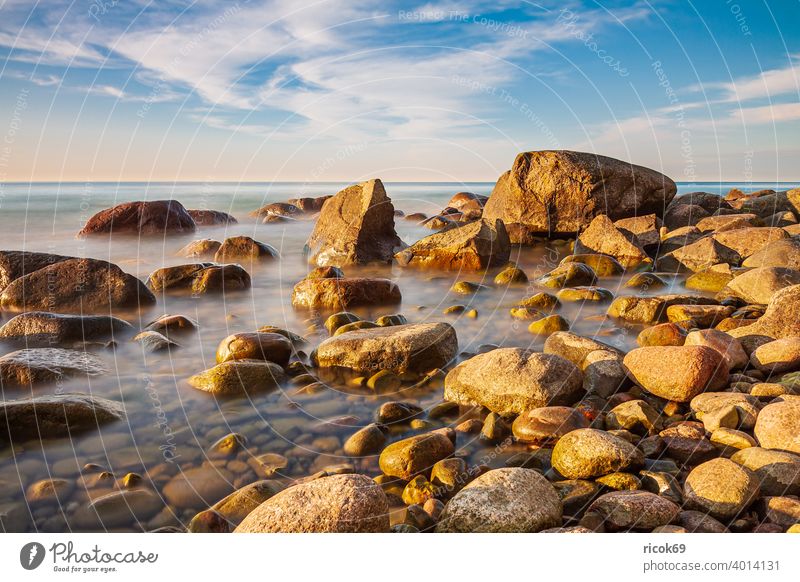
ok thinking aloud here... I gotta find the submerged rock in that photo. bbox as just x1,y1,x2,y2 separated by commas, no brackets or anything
0,348,107,386
395,219,510,270
187,209,237,226
291,277,401,310
0,394,124,441
78,200,196,236
164,466,235,509
146,263,251,294
0,312,131,347
74,489,164,528
132,331,177,352
306,179,402,267
0,250,74,289
211,480,283,525
215,332,292,366
177,239,221,258
187,360,286,396
214,236,278,262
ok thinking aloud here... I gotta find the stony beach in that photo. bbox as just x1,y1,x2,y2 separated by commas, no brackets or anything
1,150,800,534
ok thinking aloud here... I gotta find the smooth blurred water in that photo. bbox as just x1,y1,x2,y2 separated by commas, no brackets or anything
0,180,796,532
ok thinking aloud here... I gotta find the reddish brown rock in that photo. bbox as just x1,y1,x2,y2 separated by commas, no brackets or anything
187,209,237,225
0,250,74,289
78,200,196,236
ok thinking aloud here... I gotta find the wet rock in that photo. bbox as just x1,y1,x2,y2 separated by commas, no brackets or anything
208,433,247,459
396,219,510,271
25,478,75,505
306,179,402,266
234,474,389,533
78,200,196,236
0,250,75,289
538,262,596,288
622,345,728,402
683,458,760,521
436,468,562,532
517,292,560,310
250,202,302,219
315,322,457,374
574,215,649,268
754,399,800,454
187,360,286,396
214,236,278,262
730,447,800,496
685,265,735,292
685,329,748,370
561,254,623,277
0,394,123,441
1,258,155,314
188,509,231,533
287,195,332,213
377,401,423,424
248,453,288,477
177,239,221,258
494,265,528,284
587,490,680,531
379,432,455,479
557,286,613,303
215,332,292,366
0,312,132,347
146,263,251,294
528,315,571,335
291,277,401,310
551,428,644,479
343,423,387,456
666,304,734,328
0,348,107,386
145,314,198,336
512,406,589,444
133,331,177,352
187,209,237,226
211,480,283,525
74,489,164,528
482,150,676,238
444,348,583,415
164,466,236,509
607,294,717,325
637,322,688,347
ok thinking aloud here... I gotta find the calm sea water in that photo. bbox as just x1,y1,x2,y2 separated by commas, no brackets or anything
0,180,796,532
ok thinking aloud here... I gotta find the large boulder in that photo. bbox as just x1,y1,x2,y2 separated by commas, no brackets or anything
711,227,787,258
444,348,583,415
743,238,800,269
482,150,676,238
78,200,196,236
291,277,401,310
436,468,562,532
573,215,649,268
314,322,457,374
395,219,510,270
723,267,800,305
0,394,124,441
305,179,402,266
0,258,155,314
234,474,390,532
0,312,132,347
0,250,74,289
728,284,800,342
551,428,644,479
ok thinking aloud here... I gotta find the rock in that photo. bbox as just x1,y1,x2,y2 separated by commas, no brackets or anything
512,406,589,444
177,239,221,258
696,213,763,233
187,209,237,225
211,480,283,525
637,322,688,347
623,345,728,401
730,448,800,496
666,304,734,328
711,227,787,258
605,400,663,436
659,423,717,465
685,266,735,292
444,348,583,415
657,237,741,273
587,491,680,531
551,428,644,479
78,200,196,236
543,331,619,366
743,238,800,269
0,250,74,289
663,203,710,229
724,267,800,304
74,489,164,528
164,466,236,509
291,277,401,310
436,468,562,532
494,266,528,285
754,400,800,453
685,329,748,370
314,322,457,374
751,338,800,374
614,214,662,248
188,510,231,533
561,254,623,276
250,202,302,219
728,284,800,342
287,195,332,213
581,349,629,398
395,219,510,270
0,348,107,386
678,510,728,533
378,432,455,479
759,496,800,529
607,294,718,325
25,478,75,506
0,258,155,314
0,312,131,347
215,332,292,366
377,401,423,424
528,315,570,335
305,265,344,279
574,215,649,268
711,428,756,451
557,286,613,303
482,150,676,238
422,214,457,230
133,331,177,352
625,272,667,290
147,263,251,294
691,392,762,430
538,263,596,288
145,314,197,336
235,474,389,533
0,394,123,441
517,292,560,310
683,458,760,521
214,236,278,262
343,423,387,456
187,360,286,396
306,179,401,266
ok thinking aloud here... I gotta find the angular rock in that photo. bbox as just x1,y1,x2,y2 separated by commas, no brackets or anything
728,284,800,342
614,213,662,247
657,237,741,273
78,200,196,236
663,203,710,230
724,267,800,305
395,219,510,270
711,227,787,258
291,277,401,310
743,238,800,269
574,215,649,268
696,213,762,233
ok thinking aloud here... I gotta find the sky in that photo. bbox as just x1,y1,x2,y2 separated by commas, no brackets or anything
0,0,798,183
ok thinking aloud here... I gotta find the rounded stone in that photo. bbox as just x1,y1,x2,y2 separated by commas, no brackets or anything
551,428,644,479
754,400,800,454
163,466,236,509
587,490,680,531
344,424,387,456
215,332,292,366
511,406,589,444
683,458,760,521
730,447,800,496
378,432,455,480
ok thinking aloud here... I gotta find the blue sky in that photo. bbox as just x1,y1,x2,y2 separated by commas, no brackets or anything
0,0,798,182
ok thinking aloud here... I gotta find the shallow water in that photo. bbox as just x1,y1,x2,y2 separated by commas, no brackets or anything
0,180,796,532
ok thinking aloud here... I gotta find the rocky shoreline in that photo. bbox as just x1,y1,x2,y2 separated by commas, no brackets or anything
1,149,799,533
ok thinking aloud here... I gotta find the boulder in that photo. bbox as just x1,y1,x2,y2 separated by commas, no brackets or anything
444,348,584,415
614,213,662,247
0,348,107,386
561,254,623,276
538,263,596,288
684,329,748,370
723,267,800,304
663,203,710,229
0,312,132,347
671,192,731,214
690,392,762,430
395,219,510,270
216,332,292,366
743,238,800,269
730,448,800,497
146,263,251,294
305,179,402,266
573,215,649,268
695,213,763,233
0,258,155,314
607,294,718,325
177,239,221,258
622,345,728,402
551,428,644,479
314,322,457,374
657,237,741,273
728,284,800,342
291,277,401,310
711,227,787,258
133,331,176,352
187,209,237,225
587,491,680,531
250,202,302,219
683,458,760,521
0,394,124,441
754,400,800,454
234,474,389,533
543,331,620,366
78,200,196,236
163,466,236,509
581,349,630,397
482,150,676,238
0,250,74,289
287,196,332,213
665,304,734,328
214,236,278,262
436,468,562,532
750,338,800,374
187,360,286,396
378,432,455,479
